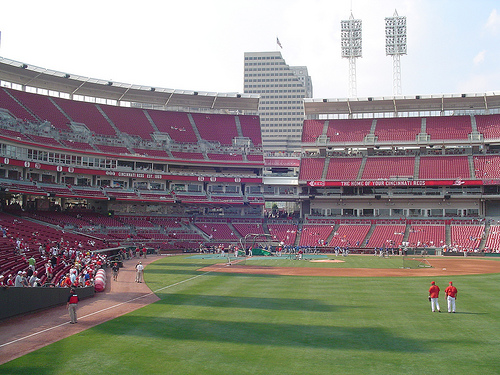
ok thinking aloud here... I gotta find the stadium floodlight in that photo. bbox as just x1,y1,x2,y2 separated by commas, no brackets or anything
341,13,362,98
385,9,407,96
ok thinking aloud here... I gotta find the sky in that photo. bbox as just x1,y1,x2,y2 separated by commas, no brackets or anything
0,0,500,100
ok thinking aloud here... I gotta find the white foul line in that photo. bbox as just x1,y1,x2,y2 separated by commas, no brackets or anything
0,268,217,349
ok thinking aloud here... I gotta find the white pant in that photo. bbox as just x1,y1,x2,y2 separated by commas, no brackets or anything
431,298,440,312
447,296,456,312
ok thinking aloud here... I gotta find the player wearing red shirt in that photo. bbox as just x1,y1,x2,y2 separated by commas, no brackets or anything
428,281,441,312
445,281,458,313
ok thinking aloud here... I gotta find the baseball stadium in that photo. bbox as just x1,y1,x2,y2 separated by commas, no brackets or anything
1,11,500,375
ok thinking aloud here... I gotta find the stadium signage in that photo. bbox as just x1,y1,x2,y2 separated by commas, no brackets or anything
308,180,484,187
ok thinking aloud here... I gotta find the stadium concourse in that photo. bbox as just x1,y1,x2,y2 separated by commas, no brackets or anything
0,255,160,365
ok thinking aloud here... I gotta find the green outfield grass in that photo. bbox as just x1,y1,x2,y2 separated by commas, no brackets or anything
2,255,500,375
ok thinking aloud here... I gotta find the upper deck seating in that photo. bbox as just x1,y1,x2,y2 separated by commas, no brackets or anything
302,120,326,142
374,117,422,142
326,119,373,143
0,128,32,141
59,139,96,151
0,88,37,121
475,114,500,139
7,89,71,131
52,97,116,136
425,115,472,140
238,115,262,146
170,151,204,160
147,110,198,143
100,105,155,141
191,113,239,145
362,157,415,180
26,134,63,147
132,148,171,158
419,156,470,179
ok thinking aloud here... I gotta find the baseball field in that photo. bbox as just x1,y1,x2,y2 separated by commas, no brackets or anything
1,254,499,374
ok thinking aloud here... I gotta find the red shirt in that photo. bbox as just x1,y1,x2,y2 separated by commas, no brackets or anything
429,285,440,298
445,285,457,298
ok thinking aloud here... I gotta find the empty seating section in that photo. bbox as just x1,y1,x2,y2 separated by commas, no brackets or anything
7,89,71,131
418,156,470,179
52,97,116,136
299,224,334,246
191,113,238,145
100,105,154,140
150,217,183,229
133,148,171,158
299,158,325,180
326,119,372,143
374,117,422,141
450,225,484,251
195,222,237,240
475,114,500,139
485,225,500,251
148,110,198,143
105,189,139,200
116,215,155,227
170,151,204,160
473,155,500,179
59,140,95,151
138,191,174,202
425,116,472,140
302,120,325,142
362,157,415,180
329,224,371,248
70,187,107,199
26,134,63,147
326,158,362,180
0,88,37,121
232,223,265,237
247,154,264,162
367,225,405,248
267,224,297,245
93,144,131,154
407,225,446,248
207,153,243,161
238,115,262,146
0,128,32,141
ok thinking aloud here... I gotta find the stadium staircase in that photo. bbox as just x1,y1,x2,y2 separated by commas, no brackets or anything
357,157,367,180
445,224,451,247
325,223,340,244
362,223,377,247
294,222,303,246
321,158,330,180
321,120,330,137
479,221,490,250
402,224,411,245
468,155,476,179
414,155,420,179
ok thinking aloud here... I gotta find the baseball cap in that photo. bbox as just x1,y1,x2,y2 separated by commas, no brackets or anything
431,281,435,284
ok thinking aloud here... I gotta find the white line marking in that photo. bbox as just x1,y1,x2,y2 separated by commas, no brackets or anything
0,268,218,349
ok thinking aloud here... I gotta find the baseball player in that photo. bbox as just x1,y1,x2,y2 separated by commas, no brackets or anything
445,281,458,313
428,281,441,313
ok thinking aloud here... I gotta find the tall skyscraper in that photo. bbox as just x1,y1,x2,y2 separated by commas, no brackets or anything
243,51,313,152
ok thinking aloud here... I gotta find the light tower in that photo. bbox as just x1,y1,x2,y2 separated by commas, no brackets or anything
385,10,407,96
341,13,362,98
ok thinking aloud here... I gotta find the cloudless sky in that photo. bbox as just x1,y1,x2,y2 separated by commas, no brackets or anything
0,0,499,99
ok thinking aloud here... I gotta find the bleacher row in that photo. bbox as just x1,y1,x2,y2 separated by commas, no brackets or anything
299,154,500,181
302,115,500,143
13,210,495,252
0,87,262,160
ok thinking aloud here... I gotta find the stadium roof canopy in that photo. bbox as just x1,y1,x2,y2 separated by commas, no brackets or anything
305,93,500,116
0,56,259,112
